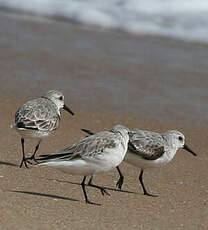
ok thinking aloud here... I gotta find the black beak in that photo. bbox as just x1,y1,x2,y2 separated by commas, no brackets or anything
63,104,74,116
183,144,197,156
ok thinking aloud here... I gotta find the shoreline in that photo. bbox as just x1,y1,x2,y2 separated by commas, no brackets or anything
0,10,208,128
1,8,208,47
0,11,208,229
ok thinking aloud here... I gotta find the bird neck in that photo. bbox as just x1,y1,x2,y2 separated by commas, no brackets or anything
162,135,178,162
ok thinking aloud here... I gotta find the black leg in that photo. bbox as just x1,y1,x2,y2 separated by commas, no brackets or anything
81,176,101,205
26,140,41,164
116,166,124,190
19,138,28,168
139,169,158,197
88,176,110,196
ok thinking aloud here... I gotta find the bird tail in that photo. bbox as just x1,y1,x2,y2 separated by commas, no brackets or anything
35,151,74,165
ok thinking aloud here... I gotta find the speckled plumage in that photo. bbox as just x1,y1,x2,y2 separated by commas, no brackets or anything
37,125,129,170
36,125,130,205
15,97,60,133
128,130,165,161
81,128,197,196
125,130,196,168
13,90,74,168
120,129,197,196
59,131,121,159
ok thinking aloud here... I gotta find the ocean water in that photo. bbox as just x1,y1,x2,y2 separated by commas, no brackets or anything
0,11,207,128
0,0,208,44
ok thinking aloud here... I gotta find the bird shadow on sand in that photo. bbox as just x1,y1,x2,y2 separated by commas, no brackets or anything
0,160,18,167
7,189,79,202
38,177,139,195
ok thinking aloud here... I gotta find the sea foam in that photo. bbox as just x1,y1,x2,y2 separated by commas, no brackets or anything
0,0,208,43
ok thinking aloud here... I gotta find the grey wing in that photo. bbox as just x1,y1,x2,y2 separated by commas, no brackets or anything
15,98,59,132
38,131,118,162
61,131,118,159
128,130,165,160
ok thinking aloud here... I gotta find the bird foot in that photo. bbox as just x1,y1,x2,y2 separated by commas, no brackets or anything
86,200,102,206
19,157,29,168
100,188,111,196
144,191,158,197
116,178,123,190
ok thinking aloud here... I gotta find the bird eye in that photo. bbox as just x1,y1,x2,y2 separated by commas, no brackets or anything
59,96,63,100
178,136,183,141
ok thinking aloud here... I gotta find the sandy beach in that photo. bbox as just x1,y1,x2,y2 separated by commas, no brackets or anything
0,11,208,230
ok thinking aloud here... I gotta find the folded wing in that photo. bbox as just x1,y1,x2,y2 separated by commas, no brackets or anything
15,98,60,132
37,131,119,163
128,130,165,160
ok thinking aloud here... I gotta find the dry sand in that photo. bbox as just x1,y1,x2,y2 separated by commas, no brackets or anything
0,10,207,230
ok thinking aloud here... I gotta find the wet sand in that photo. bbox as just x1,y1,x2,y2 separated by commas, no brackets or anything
1,11,208,127
0,11,208,230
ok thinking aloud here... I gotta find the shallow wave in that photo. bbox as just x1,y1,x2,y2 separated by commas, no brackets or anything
0,0,208,43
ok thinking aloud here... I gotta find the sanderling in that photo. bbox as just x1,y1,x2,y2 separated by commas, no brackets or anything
12,90,74,168
35,125,129,205
81,128,197,196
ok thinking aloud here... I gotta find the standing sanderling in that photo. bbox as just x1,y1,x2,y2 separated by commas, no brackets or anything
12,90,74,168
35,125,129,205
81,128,197,196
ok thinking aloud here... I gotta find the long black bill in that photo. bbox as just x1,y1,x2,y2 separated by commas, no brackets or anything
183,144,197,156
63,104,74,116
